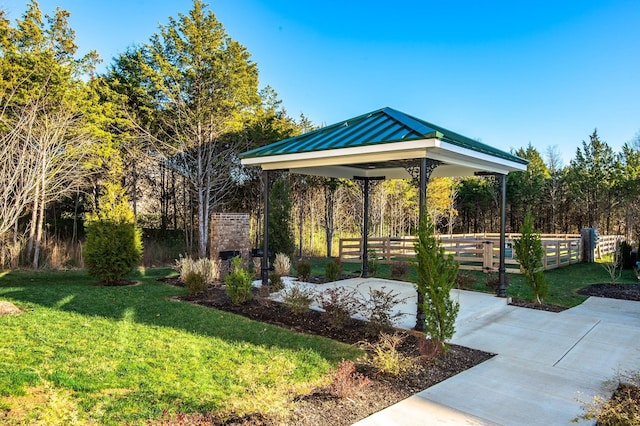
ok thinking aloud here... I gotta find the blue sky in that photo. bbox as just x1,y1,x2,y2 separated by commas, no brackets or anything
6,0,640,164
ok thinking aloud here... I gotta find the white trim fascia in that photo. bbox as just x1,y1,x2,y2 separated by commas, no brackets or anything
240,138,439,169
435,141,527,172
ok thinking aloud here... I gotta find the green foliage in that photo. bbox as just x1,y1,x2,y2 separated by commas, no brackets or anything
361,332,414,376
412,213,459,351
282,284,315,314
367,249,379,277
0,268,360,423
325,257,342,282
184,271,207,294
566,130,617,230
513,212,548,303
295,260,312,280
268,272,285,292
507,143,550,227
84,182,142,284
619,241,633,269
224,256,253,304
268,177,295,258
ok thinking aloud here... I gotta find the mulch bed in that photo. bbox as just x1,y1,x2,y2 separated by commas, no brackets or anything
508,298,567,312
160,278,493,425
159,277,640,425
577,283,640,301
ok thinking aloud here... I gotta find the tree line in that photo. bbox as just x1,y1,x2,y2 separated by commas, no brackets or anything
1,1,638,269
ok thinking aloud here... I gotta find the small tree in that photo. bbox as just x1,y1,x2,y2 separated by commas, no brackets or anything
84,182,143,284
513,211,548,304
412,213,459,352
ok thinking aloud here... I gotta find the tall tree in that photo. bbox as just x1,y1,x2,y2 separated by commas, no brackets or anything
615,140,640,240
566,130,617,232
0,1,100,267
507,143,549,231
126,0,260,257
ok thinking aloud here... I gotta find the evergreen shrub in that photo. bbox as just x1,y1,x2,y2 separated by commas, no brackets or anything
84,182,142,284
224,256,253,304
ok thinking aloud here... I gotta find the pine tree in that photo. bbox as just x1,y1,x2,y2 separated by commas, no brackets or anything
413,212,459,352
513,211,548,304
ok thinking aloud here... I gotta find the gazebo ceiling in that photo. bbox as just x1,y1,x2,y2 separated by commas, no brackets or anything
240,107,528,178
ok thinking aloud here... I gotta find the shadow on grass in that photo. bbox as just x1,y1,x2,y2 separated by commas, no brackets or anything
0,268,359,363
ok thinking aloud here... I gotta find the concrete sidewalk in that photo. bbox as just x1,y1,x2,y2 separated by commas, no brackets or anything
340,279,640,426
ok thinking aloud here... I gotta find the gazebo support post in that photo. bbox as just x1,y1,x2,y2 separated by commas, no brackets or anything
362,178,370,278
415,158,439,331
261,170,271,288
354,176,384,278
497,173,507,297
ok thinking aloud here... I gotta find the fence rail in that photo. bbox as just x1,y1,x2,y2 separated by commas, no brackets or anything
338,234,590,273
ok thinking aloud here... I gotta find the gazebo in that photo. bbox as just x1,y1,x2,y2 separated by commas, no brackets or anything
240,107,527,329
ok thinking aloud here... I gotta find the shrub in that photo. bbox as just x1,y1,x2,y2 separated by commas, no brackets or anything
412,212,459,352
361,286,408,336
328,360,370,399
268,272,285,292
409,330,443,361
601,244,623,284
84,182,142,284
252,257,262,279
390,261,409,279
513,211,548,304
619,241,633,269
282,283,315,314
317,287,363,328
273,253,291,276
485,271,509,292
295,260,312,281
367,249,379,277
456,272,478,290
574,371,640,425
183,271,205,294
224,256,253,304
361,332,414,376
325,257,342,282
174,256,220,294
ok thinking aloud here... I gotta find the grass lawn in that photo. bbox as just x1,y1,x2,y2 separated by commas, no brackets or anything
304,257,639,308
0,268,361,425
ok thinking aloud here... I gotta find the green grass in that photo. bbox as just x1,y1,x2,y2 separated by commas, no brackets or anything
0,268,361,425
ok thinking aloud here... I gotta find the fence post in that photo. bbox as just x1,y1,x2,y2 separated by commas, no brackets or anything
483,241,494,271
581,228,595,263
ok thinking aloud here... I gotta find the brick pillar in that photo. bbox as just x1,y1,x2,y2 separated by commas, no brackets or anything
210,213,250,262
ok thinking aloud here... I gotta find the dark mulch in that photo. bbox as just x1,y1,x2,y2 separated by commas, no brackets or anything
163,280,493,426
299,274,360,284
509,297,567,312
578,283,640,301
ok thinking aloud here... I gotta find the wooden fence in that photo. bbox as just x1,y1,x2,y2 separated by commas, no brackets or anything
339,234,587,273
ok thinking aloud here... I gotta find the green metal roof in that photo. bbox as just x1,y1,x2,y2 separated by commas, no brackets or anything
240,107,528,166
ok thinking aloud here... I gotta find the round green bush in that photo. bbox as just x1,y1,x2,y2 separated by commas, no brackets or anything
84,220,143,284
